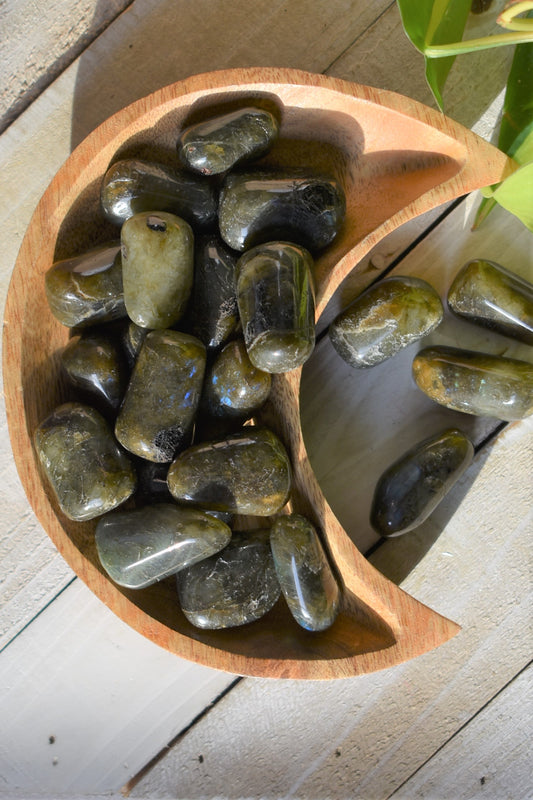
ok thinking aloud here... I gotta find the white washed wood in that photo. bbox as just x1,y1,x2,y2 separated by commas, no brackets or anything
129,418,533,799
391,664,532,800
302,196,533,554
0,579,235,797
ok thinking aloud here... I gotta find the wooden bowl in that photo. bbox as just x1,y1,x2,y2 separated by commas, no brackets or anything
3,68,511,679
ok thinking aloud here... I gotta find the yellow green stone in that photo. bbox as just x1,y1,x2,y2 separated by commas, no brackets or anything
202,339,271,419
34,402,136,521
95,503,231,588
167,428,291,515
176,530,280,629
270,514,340,631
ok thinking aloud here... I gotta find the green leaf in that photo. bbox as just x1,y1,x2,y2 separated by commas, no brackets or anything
396,0,473,108
499,39,533,155
490,162,533,230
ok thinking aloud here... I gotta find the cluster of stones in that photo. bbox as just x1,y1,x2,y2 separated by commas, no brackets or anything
328,259,533,537
36,104,346,632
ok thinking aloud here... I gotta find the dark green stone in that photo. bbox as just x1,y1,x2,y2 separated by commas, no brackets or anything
34,402,136,521
178,106,279,175
177,530,280,629
61,330,128,414
270,514,340,631
236,242,316,373
329,276,444,368
218,170,346,252
133,458,174,504
202,339,271,419
45,242,125,328
95,503,231,588
448,259,533,345
412,346,533,421
115,330,206,462
190,235,240,350
370,429,474,537
122,321,149,368
167,428,292,515
100,159,218,229
121,211,194,329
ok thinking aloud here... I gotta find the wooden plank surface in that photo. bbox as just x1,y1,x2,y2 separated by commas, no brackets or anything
0,0,531,796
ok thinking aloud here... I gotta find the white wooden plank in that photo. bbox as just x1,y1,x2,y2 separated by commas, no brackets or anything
301,195,533,555
0,0,132,131
127,418,532,799
391,664,532,800
0,578,236,796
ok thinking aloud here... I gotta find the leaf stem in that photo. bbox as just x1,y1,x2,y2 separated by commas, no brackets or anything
424,30,533,56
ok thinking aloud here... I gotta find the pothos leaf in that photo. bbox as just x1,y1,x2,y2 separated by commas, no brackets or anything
396,0,472,109
487,162,533,229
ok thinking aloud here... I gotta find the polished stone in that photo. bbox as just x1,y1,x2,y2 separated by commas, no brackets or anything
95,503,231,588
45,242,125,328
236,242,316,373
218,170,346,252
370,428,474,537
329,276,444,368
270,514,340,631
167,427,291,515
177,529,280,629
178,106,279,175
115,330,206,462
412,346,533,421
34,402,136,521
448,259,533,345
122,321,149,368
100,158,218,229
61,330,129,414
190,235,240,350
202,339,272,419
121,211,194,329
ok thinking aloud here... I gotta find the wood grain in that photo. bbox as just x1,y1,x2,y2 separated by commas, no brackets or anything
3,68,515,679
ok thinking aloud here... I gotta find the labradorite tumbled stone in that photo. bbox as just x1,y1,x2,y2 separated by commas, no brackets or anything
121,211,194,329
218,170,346,252
236,242,316,373
100,159,218,229
270,514,340,631
191,235,240,350
448,259,533,345
167,428,291,515
203,339,272,419
370,429,474,537
329,276,444,368
115,330,206,462
34,403,136,521
95,503,231,588
177,530,280,629
122,321,149,368
412,346,533,421
61,330,128,414
45,242,125,328
178,106,279,175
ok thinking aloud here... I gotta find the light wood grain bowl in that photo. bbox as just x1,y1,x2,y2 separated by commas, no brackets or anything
3,68,512,679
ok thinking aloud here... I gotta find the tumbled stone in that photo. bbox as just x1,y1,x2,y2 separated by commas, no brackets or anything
122,321,149,368
167,428,291,515
412,346,533,421
115,330,206,462
329,276,444,368
177,530,280,629
236,242,316,373
178,106,279,175
34,402,136,521
133,458,174,504
45,242,125,328
270,514,340,631
121,211,194,329
190,235,240,350
202,339,272,419
101,158,218,229
218,170,346,252
95,503,231,588
370,429,474,537
448,259,533,345
61,330,129,414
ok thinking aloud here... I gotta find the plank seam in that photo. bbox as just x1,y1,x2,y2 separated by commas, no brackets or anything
323,1,397,74
386,658,533,799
